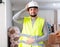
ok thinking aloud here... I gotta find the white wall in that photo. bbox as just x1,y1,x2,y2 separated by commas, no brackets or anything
57,9,60,30
6,0,12,28
38,10,54,25
0,3,7,47
57,9,60,24
0,0,12,47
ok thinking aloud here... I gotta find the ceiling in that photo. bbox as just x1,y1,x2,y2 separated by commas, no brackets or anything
11,0,60,11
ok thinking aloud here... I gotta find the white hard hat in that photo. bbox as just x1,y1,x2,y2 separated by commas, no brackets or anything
26,1,39,9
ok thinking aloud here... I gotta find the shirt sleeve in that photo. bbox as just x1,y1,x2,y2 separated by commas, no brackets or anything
34,20,49,42
12,8,26,24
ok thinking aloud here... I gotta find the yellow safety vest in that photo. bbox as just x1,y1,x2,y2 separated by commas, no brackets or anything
18,16,45,47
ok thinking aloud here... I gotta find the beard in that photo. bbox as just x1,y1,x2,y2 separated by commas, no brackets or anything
30,14,37,17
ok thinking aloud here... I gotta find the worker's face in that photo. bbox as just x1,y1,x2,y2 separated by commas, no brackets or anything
28,8,38,17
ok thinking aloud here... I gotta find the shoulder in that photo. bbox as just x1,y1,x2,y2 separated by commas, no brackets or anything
38,17,46,23
38,17,45,20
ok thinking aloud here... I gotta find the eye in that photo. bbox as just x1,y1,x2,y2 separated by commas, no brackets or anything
30,9,32,11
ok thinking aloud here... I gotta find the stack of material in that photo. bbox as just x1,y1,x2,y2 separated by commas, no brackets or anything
8,27,20,47
48,31,60,44
55,31,60,44
48,31,60,47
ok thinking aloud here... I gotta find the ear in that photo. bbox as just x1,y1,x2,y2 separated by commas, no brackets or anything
26,9,29,12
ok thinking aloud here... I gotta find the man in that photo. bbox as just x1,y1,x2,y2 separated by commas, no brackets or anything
13,1,49,47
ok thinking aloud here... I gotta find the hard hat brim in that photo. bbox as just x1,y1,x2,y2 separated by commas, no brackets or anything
27,6,38,11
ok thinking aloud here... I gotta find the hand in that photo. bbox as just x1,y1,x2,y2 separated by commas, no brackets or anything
26,37,35,44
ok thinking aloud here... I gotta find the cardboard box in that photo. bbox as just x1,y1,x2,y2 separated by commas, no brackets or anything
48,33,56,44
48,32,60,44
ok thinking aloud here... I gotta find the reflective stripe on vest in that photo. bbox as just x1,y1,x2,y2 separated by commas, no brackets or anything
18,16,45,47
